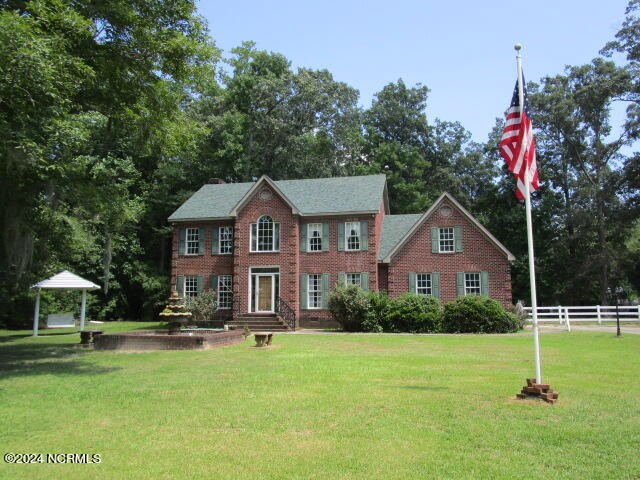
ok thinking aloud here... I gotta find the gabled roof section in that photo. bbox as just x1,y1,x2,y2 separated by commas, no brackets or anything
168,182,253,221
168,174,388,221
378,214,422,261
230,175,300,216
277,175,388,215
381,192,515,263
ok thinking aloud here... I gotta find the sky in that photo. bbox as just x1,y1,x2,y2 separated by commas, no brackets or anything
198,0,630,143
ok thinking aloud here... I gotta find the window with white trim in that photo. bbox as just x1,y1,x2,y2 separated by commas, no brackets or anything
464,273,481,295
308,223,322,252
346,273,362,287
251,215,280,252
186,228,200,255
219,226,233,254
416,274,432,295
439,227,455,253
217,275,233,309
307,274,322,309
184,276,199,297
345,222,360,251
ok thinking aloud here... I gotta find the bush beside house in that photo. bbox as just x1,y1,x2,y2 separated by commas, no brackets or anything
327,284,370,332
328,286,518,334
441,296,519,333
387,293,442,333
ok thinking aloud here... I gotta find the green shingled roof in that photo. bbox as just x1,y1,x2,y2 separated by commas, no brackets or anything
168,182,253,221
168,174,388,221
378,214,422,261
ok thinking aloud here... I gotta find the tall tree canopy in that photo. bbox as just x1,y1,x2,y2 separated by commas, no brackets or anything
191,42,363,183
0,0,217,323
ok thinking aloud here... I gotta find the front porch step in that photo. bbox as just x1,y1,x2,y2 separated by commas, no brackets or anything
227,315,291,331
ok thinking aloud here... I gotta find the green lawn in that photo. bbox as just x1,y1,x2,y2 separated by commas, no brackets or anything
0,325,638,479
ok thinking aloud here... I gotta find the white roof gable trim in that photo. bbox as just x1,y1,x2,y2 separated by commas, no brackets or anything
229,175,300,217
32,270,101,290
382,192,516,263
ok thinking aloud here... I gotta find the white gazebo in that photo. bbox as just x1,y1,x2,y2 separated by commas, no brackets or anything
31,270,100,336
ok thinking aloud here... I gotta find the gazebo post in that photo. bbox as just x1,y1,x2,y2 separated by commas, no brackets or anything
80,288,87,331
33,288,41,337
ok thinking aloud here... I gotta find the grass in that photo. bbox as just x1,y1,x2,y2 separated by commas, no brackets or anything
0,324,638,479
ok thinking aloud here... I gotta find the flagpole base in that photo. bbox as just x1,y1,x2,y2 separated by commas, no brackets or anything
516,378,559,404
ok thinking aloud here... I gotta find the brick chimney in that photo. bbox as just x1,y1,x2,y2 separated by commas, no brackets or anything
207,178,226,185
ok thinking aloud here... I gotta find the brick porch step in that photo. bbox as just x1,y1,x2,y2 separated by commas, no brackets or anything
226,315,291,331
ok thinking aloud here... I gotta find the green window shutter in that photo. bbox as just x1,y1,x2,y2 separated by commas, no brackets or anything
455,226,463,252
338,223,345,251
338,272,346,285
481,271,489,296
321,273,330,309
196,275,204,294
361,272,369,291
300,274,308,310
210,274,218,292
300,224,307,252
360,221,369,251
197,228,205,255
274,223,280,251
212,228,219,255
229,228,234,253
431,227,439,253
322,223,330,252
176,275,185,297
456,272,465,297
179,229,186,255
432,272,440,299
408,272,417,294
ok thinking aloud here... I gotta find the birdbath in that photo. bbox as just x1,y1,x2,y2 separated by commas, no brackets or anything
159,291,192,335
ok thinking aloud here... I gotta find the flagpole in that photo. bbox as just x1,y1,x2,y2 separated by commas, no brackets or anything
515,43,542,383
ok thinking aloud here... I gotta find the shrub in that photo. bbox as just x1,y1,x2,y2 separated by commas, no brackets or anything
183,290,217,324
387,293,442,333
328,284,370,331
505,301,528,330
442,296,519,333
363,290,391,332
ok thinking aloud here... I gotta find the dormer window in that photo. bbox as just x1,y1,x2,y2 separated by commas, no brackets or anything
251,215,280,252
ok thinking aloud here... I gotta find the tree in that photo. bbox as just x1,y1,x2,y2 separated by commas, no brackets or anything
0,0,219,325
528,59,637,304
193,42,363,183
360,80,432,212
361,80,496,214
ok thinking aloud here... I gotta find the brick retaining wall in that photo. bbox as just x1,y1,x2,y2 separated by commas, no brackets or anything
94,330,244,351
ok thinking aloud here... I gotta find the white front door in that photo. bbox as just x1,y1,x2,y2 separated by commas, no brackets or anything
254,274,275,313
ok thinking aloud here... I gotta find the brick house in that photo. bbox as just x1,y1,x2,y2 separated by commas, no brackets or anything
168,174,514,329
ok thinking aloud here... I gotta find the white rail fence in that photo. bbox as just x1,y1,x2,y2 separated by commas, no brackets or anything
523,305,640,331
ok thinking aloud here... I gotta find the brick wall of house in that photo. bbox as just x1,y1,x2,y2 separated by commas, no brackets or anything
171,220,235,291
387,201,513,306
233,185,300,317
378,264,389,292
298,213,380,327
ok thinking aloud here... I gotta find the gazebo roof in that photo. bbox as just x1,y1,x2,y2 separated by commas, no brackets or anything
32,270,100,290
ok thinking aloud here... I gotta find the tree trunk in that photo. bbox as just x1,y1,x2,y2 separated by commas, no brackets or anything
102,228,112,294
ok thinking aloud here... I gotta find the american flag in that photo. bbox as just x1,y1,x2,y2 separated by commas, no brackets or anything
499,78,539,200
